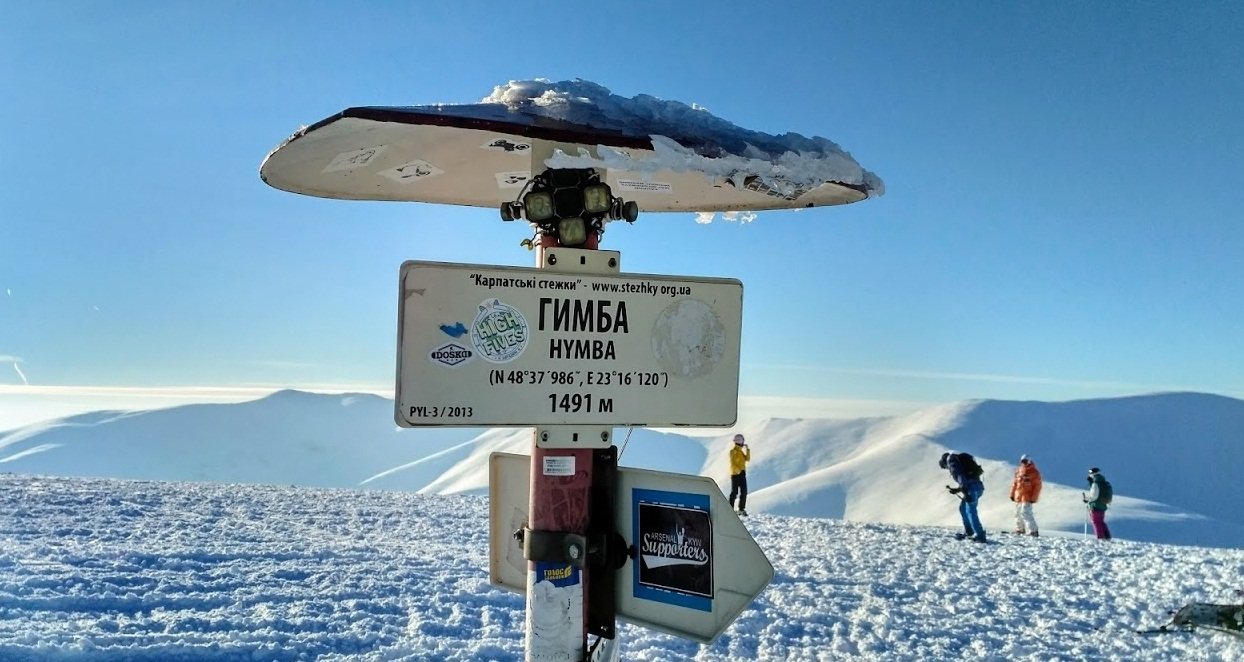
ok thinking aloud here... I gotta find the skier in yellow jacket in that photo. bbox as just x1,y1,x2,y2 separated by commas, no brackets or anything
728,433,751,516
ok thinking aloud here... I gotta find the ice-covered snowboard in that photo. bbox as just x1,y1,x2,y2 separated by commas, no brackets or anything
259,81,881,213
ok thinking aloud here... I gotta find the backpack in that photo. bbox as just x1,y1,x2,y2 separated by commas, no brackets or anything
958,453,985,480
1098,478,1113,504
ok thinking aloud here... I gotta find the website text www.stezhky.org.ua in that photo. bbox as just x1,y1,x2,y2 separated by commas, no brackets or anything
468,272,692,298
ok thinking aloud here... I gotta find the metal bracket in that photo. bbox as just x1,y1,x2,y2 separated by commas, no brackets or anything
523,528,589,568
540,247,620,275
586,446,621,639
535,426,612,449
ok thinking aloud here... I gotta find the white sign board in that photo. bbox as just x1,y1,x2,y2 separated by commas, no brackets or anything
396,260,742,427
488,452,773,644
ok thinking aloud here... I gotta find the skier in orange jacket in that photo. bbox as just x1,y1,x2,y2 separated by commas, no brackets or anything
1009,454,1043,536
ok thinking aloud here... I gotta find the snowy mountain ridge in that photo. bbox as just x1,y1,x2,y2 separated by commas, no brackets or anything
3,390,1242,548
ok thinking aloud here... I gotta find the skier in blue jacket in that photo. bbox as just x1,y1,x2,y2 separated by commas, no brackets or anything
940,451,987,543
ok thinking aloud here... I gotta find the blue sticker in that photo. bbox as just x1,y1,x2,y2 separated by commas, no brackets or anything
535,562,580,589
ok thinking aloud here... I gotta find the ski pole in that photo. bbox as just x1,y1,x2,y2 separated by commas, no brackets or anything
1083,496,1088,539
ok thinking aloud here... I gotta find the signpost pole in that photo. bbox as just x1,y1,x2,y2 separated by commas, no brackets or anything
524,436,595,660
522,276,620,659
522,140,610,662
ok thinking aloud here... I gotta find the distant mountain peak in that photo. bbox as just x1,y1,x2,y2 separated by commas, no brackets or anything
3,390,1242,548
258,389,384,405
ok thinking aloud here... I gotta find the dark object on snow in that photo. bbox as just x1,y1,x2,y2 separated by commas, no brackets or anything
1138,602,1244,637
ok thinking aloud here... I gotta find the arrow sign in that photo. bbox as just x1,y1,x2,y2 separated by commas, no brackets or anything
489,452,774,643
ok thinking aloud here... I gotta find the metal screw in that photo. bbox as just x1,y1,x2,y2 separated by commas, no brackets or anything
600,431,609,441
547,254,558,266
567,543,582,560
608,257,617,268
541,431,549,442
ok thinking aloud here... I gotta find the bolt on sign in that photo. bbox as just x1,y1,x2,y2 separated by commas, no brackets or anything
396,260,743,427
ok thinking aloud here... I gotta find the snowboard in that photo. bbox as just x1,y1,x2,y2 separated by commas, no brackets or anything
259,104,873,213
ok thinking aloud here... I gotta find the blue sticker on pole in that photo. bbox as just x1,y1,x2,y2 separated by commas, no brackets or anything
632,488,713,612
535,562,580,588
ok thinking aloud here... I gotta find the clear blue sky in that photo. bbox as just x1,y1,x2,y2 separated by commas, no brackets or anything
3,2,1243,425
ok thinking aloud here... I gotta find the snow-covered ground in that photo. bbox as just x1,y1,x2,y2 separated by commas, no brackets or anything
5,390,1244,549
3,474,1241,660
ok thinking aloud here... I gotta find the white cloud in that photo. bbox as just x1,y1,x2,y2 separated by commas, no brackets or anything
721,211,757,224
693,211,760,225
765,363,1200,393
0,383,393,431
738,394,929,420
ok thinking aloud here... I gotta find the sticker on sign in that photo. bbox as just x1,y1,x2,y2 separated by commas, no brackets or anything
395,260,743,427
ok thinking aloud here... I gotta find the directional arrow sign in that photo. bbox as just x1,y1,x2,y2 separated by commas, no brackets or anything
489,452,774,643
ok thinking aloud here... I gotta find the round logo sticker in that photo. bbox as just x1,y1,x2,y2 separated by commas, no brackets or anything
471,299,529,363
650,298,725,379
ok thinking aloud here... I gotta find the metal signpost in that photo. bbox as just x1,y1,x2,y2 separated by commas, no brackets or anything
398,247,750,660
382,139,752,660
260,92,874,660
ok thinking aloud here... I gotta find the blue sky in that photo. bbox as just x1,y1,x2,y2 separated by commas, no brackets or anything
3,2,1243,425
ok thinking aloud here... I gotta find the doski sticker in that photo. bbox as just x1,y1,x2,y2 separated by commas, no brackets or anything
471,299,529,363
379,159,444,183
428,342,473,368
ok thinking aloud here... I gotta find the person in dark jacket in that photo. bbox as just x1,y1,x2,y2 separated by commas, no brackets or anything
940,451,987,542
1084,467,1112,540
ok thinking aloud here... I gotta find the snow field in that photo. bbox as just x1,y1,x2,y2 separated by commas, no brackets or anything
3,475,1242,660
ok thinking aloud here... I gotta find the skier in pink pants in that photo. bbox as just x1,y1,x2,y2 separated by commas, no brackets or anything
1083,467,1113,540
